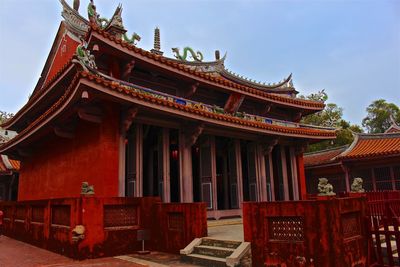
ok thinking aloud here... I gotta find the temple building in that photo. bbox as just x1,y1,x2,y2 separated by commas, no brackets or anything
0,1,336,218
305,123,400,194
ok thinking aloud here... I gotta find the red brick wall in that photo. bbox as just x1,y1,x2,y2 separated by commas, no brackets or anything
18,103,120,201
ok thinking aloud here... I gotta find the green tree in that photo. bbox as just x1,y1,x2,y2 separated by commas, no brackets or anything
299,91,363,152
362,99,400,133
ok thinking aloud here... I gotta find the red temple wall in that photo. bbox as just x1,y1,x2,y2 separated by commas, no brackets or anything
18,103,120,201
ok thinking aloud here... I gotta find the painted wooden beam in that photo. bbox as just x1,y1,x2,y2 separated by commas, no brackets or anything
121,107,139,133
224,93,245,113
121,59,135,80
54,126,75,139
185,123,205,147
185,82,199,98
78,106,102,124
261,103,273,116
262,138,279,155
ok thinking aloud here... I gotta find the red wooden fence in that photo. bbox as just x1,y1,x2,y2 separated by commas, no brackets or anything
0,196,207,259
365,191,400,267
243,197,367,267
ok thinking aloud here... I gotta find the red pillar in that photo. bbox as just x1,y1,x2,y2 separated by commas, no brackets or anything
296,153,307,200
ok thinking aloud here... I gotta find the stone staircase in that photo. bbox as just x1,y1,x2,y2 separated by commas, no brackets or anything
180,237,251,267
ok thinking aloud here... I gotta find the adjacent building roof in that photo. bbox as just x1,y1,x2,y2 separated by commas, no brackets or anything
304,146,347,167
305,126,400,169
339,132,400,161
0,155,20,173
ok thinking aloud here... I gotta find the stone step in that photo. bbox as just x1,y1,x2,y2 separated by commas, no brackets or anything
183,253,227,267
201,238,241,249
193,245,235,258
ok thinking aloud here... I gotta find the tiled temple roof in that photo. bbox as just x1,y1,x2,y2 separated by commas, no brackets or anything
0,155,19,174
338,132,400,160
305,131,400,169
0,67,336,155
81,70,335,137
90,24,325,110
304,146,347,167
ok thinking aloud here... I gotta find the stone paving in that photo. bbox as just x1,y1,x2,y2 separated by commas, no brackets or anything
0,235,144,267
208,218,244,241
0,219,246,267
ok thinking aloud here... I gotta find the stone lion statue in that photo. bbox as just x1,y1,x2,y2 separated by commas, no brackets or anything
81,182,95,195
318,178,336,196
351,177,365,193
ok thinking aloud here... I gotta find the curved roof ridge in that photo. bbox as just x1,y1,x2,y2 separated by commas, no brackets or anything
355,132,400,139
304,145,348,156
220,69,295,91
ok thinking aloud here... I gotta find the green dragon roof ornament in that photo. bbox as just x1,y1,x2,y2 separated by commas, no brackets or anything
73,43,97,71
172,47,204,62
87,0,141,45
87,0,109,29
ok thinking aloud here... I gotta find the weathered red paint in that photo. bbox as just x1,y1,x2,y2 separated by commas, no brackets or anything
243,197,367,267
154,202,208,253
18,103,120,201
0,196,208,259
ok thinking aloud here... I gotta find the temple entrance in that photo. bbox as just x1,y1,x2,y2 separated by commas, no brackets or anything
192,136,213,209
272,145,284,200
241,141,257,201
215,137,239,210
142,125,163,198
125,125,137,197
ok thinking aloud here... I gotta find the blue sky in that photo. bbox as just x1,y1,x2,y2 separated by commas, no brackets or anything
0,0,399,125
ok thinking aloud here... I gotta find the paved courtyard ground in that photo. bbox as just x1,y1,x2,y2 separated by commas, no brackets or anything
0,219,244,267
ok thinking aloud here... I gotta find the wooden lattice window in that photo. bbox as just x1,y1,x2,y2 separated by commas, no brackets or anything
51,205,71,226
268,216,304,242
374,167,393,190
103,205,138,228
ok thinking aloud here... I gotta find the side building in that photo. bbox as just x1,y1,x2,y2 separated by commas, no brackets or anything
0,1,336,218
305,124,400,194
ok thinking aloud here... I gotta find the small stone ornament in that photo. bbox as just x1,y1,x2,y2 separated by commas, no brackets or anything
81,182,95,195
71,225,85,242
351,177,365,193
317,178,336,196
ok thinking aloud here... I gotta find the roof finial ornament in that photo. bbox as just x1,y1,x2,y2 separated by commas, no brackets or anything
172,47,204,62
215,50,220,60
73,0,80,11
150,27,163,55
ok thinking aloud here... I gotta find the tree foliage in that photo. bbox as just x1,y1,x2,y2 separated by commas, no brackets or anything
299,90,363,152
0,111,14,125
362,99,400,133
